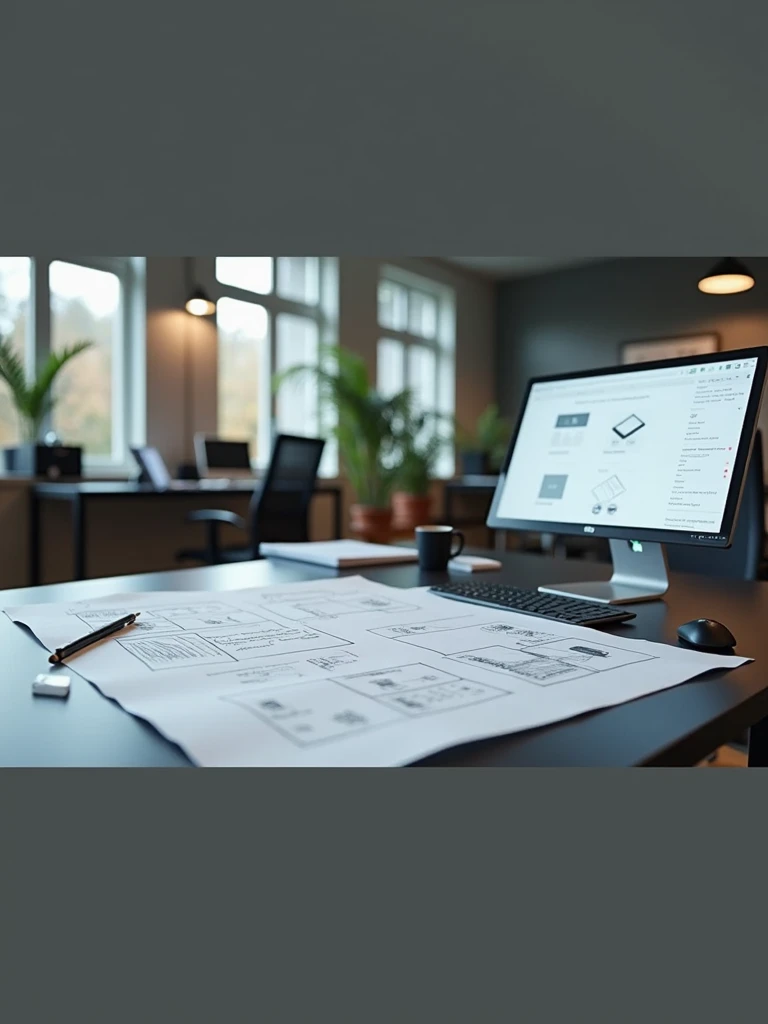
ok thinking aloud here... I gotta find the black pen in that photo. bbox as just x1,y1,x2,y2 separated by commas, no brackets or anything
49,612,141,664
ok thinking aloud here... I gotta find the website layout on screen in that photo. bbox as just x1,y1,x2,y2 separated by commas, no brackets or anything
497,357,759,534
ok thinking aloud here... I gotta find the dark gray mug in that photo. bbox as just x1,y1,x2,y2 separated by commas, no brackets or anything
415,525,465,571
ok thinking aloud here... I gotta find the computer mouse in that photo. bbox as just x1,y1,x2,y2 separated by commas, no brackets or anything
677,619,737,651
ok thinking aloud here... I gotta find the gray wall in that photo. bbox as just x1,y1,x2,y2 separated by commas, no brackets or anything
497,258,768,434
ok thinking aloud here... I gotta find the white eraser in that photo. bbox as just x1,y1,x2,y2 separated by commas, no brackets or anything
32,673,71,698
450,556,503,573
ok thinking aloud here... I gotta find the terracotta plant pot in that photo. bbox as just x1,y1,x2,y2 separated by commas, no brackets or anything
349,504,393,545
391,492,432,535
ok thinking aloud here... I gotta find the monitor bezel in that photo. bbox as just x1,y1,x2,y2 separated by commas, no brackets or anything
487,346,768,548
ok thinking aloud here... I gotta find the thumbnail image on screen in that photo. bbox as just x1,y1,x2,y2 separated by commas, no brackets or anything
612,414,645,440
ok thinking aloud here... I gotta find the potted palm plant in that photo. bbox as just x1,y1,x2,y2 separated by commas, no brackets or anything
0,335,93,473
391,403,444,534
273,346,409,544
455,403,511,476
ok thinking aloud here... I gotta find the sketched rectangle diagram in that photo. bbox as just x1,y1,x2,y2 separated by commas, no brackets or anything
331,662,508,717
449,646,593,686
592,475,625,504
220,679,402,748
519,638,656,671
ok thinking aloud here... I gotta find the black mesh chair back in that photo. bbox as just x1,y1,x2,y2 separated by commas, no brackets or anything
249,435,326,551
666,431,765,581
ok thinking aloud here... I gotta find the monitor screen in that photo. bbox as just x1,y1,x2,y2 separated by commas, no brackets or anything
489,351,766,547
203,440,252,471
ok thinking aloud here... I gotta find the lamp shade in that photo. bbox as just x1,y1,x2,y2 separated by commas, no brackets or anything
698,258,755,295
185,286,216,316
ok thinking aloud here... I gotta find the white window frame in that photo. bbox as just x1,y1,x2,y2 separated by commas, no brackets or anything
1,255,145,469
203,257,339,474
377,265,456,478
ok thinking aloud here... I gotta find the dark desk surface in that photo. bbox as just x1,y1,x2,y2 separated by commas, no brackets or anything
32,481,341,496
3,551,768,767
445,476,499,489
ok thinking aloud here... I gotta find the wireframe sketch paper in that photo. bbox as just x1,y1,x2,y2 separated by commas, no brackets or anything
4,576,749,767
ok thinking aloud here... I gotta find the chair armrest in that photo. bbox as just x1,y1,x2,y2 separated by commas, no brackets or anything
184,509,248,566
187,509,247,531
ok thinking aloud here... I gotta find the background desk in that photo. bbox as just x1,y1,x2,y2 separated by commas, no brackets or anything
3,550,768,767
31,481,343,584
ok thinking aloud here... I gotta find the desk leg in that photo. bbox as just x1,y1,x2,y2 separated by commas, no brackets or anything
73,494,86,580
30,490,41,586
333,490,342,540
748,716,768,767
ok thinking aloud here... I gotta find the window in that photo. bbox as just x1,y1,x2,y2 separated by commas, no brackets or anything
275,313,320,438
0,257,142,464
376,269,456,476
50,262,121,459
277,257,320,306
0,257,31,446
216,297,269,462
214,257,338,474
215,257,272,295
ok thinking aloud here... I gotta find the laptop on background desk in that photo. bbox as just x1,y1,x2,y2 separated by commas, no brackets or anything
131,446,196,491
194,435,256,483
130,446,252,492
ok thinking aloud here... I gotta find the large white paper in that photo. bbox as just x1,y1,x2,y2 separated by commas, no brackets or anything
5,576,749,766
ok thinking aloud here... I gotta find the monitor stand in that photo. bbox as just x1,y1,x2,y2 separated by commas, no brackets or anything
538,539,669,606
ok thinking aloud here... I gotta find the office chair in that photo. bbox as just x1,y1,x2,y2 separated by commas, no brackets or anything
666,431,765,582
176,434,326,566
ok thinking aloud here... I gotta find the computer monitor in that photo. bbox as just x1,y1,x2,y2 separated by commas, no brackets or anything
194,435,254,481
487,347,768,604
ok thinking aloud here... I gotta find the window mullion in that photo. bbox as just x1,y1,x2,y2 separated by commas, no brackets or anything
32,261,52,438
377,326,437,350
217,286,320,323
215,282,274,306
112,266,129,463
55,256,128,276
268,307,277,460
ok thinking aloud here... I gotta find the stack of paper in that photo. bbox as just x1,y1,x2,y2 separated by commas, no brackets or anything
259,540,419,567
5,576,749,767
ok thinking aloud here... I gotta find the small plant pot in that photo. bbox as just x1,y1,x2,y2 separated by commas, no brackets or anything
392,492,432,535
349,504,393,545
460,451,491,476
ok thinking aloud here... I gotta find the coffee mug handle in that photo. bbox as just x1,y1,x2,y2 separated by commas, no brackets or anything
450,531,465,559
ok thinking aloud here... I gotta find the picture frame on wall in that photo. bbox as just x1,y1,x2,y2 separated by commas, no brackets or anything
620,332,720,365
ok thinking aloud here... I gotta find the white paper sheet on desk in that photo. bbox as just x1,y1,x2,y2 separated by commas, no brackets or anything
5,576,750,767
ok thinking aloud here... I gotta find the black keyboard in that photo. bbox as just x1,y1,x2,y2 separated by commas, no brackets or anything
429,582,636,627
